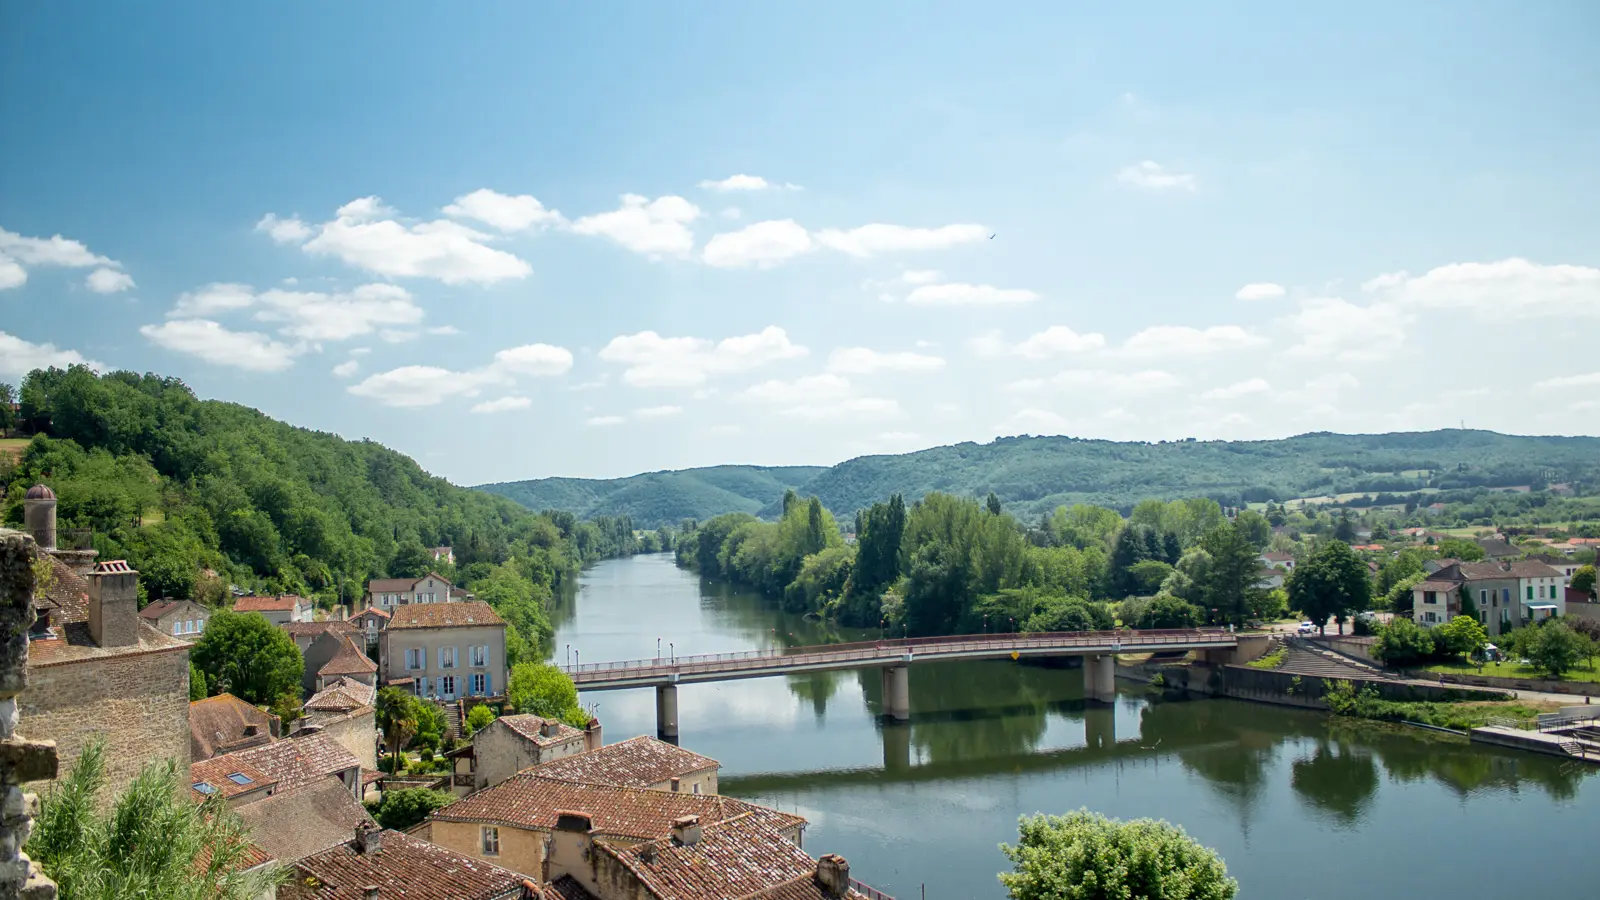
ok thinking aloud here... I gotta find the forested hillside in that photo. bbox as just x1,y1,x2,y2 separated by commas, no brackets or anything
488,431,1600,525
478,464,825,527
0,366,643,663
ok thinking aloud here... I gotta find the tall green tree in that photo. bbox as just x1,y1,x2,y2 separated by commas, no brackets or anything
0,382,15,432
375,687,419,758
987,492,1003,515
1196,521,1268,627
1285,541,1371,635
188,609,304,706
999,810,1237,900
843,494,906,623
508,662,587,726
1571,564,1596,598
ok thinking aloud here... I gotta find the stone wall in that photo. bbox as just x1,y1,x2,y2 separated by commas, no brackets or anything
1,528,58,899
1219,665,1506,709
312,708,377,773
22,646,191,797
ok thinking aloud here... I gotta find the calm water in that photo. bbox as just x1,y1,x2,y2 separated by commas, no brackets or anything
556,554,1597,900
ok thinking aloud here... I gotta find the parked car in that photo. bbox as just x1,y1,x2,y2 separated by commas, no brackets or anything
1297,621,1316,635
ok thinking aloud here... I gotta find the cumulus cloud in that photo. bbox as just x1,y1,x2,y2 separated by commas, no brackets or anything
1116,161,1197,191
0,225,125,291
826,347,946,374
332,360,360,377
570,194,700,257
253,283,424,341
471,396,532,414
1365,258,1600,319
586,415,626,427
905,282,1039,306
491,343,574,376
1202,378,1271,400
698,174,799,192
427,325,461,336
261,197,533,284
443,189,564,232
140,319,301,372
0,331,103,378
815,223,987,257
598,326,807,388
702,220,815,268
171,283,256,318
1283,297,1408,361
742,373,900,420
1236,282,1285,301
347,365,505,408
1535,372,1600,389
85,268,134,294
0,258,25,290
972,325,1107,359
1120,325,1265,358
633,405,683,418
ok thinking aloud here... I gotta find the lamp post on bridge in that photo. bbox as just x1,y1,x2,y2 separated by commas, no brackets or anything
656,637,661,659
565,644,571,668
669,642,674,664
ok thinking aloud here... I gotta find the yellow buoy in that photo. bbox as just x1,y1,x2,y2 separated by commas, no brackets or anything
1010,650,1020,661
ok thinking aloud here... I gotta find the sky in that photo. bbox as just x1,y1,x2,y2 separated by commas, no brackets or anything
3,2,1599,485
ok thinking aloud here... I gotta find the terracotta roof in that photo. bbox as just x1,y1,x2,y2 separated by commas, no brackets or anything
387,602,505,630
353,606,391,620
227,733,361,793
28,555,191,666
191,693,278,760
319,635,379,676
528,736,717,789
1452,560,1563,580
1414,580,1463,593
235,595,304,613
366,577,423,594
285,830,528,900
306,677,377,713
1262,551,1294,561
497,715,583,749
283,621,357,638
190,755,276,800
139,600,180,620
235,776,375,863
430,775,804,842
748,875,872,900
600,813,832,900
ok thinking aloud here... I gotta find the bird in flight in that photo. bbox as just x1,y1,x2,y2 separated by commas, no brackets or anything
988,233,996,240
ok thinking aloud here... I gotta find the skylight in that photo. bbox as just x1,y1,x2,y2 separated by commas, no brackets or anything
226,772,254,785
193,782,217,795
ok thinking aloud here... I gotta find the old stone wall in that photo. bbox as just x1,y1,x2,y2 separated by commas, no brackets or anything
1,528,58,899
22,646,191,797
312,708,377,773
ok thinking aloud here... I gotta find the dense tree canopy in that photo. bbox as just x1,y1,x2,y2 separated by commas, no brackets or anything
1286,541,1372,635
189,610,304,708
999,810,1238,900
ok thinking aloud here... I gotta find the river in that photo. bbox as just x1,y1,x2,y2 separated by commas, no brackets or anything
554,554,1597,900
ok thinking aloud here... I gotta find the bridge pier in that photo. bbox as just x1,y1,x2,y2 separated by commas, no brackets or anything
655,683,679,742
881,721,911,773
880,665,910,721
1082,654,1116,704
1084,702,1116,751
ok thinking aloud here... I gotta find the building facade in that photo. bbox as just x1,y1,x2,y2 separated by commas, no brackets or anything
379,602,507,701
234,594,313,625
138,598,210,640
365,573,455,609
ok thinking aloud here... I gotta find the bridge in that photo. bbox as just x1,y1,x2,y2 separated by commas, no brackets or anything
562,628,1240,738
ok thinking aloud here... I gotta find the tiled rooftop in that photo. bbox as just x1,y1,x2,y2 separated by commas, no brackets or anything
306,677,377,712
528,736,717,789
235,776,375,863
603,813,821,900
284,830,530,900
318,634,378,676
235,594,305,613
190,692,277,760
499,714,582,748
27,554,191,667
387,601,505,630
226,732,361,793
190,755,276,801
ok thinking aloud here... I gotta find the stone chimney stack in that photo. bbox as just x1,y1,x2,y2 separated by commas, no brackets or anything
355,824,383,855
669,814,702,847
815,854,850,897
540,720,558,738
86,560,139,648
22,485,56,551
584,717,602,752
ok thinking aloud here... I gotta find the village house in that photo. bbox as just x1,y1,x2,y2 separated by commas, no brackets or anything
280,825,540,900
190,692,280,760
195,731,363,805
1259,550,1295,571
235,593,313,625
527,735,720,795
1414,560,1569,635
424,774,806,881
451,714,586,794
430,546,455,565
380,601,508,702
189,754,277,808
1475,538,1520,560
282,619,357,655
233,776,375,865
1525,552,1586,580
299,676,379,774
304,629,380,693
19,486,193,797
138,598,210,640
365,572,456,609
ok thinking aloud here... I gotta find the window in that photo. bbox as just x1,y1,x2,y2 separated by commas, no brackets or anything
439,646,458,669
439,675,456,698
405,648,424,670
173,622,183,636
226,772,254,786
481,826,500,856
1480,590,1487,604
413,677,428,696
470,645,487,667
470,673,487,695
693,783,701,795
193,782,216,796
1527,585,1534,600
1424,592,1437,605
196,618,204,631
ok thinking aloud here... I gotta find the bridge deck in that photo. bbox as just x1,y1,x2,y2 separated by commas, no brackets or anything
564,629,1236,690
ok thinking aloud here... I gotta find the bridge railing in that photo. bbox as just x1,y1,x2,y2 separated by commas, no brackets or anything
563,628,1233,678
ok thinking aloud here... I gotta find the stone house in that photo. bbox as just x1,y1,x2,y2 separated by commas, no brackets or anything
277,826,537,900
138,598,210,640
527,735,720,795
190,753,277,808
365,572,455,609
306,630,379,693
1420,560,1569,635
282,619,358,655
190,692,280,760
300,677,378,775
235,593,313,625
197,731,363,805
233,775,375,865
451,714,585,794
425,774,805,882
380,601,507,702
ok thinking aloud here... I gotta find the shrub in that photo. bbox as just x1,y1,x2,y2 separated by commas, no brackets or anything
999,809,1237,900
372,787,454,831
1372,618,1435,667
465,703,496,735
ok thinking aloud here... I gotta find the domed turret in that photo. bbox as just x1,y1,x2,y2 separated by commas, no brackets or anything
24,484,57,550
24,484,55,501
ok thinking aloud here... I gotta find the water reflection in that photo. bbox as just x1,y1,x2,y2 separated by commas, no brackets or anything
1290,738,1379,826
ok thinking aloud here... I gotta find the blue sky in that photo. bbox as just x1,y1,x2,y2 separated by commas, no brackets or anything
4,2,1599,484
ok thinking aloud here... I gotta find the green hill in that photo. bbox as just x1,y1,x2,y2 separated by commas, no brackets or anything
485,430,1600,525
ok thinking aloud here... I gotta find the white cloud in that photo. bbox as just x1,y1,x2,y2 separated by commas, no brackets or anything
826,347,945,374
586,415,626,427
708,424,743,436
633,405,683,418
570,194,700,258
349,347,372,356
426,325,461,336
901,270,944,285
1202,378,1271,400
0,331,102,377
1236,282,1285,302
171,283,256,318
1283,296,1408,361
1535,372,1600,389
332,360,360,377
380,330,420,343
701,220,815,268
1120,325,1265,358
85,268,134,294
991,325,1108,359
1116,161,1197,191
491,343,574,376
1009,369,1180,395
1366,258,1600,319
443,189,564,232
267,197,532,284
471,396,532,414
0,257,25,290
254,214,313,244
599,326,806,388
254,283,425,341
815,223,987,257
698,174,785,192
743,373,900,421
905,282,1039,306
997,408,1069,433
347,365,502,407
140,319,301,372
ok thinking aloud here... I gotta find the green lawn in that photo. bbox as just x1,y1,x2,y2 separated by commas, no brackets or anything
1246,647,1287,670
1425,659,1600,683
0,437,28,462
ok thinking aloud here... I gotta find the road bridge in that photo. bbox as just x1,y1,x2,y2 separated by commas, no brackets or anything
563,629,1239,738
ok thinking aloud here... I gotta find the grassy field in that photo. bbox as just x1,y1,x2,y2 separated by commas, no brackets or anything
0,438,29,462
1425,659,1600,684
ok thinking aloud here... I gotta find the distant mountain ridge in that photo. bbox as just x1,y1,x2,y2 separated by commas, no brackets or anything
478,430,1600,527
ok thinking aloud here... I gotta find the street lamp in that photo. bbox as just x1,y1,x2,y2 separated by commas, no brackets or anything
983,614,988,634
657,637,662,659
565,644,571,668
669,642,674,663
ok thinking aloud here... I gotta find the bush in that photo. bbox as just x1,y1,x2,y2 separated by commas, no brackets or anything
465,703,496,735
371,787,455,831
999,809,1238,900
1511,621,1590,678
1134,594,1203,629
1372,618,1435,667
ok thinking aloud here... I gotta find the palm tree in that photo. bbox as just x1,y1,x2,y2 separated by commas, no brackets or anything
28,741,284,900
376,686,419,760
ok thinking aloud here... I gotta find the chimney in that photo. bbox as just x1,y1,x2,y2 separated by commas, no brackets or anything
518,881,540,900
669,815,701,847
540,720,558,738
354,824,383,855
363,887,380,900
584,717,602,752
87,560,139,648
815,854,850,897
23,485,56,550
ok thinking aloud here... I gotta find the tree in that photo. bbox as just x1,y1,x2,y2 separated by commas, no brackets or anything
1435,538,1486,562
987,492,1003,516
413,701,448,751
189,610,304,706
464,703,497,736
1457,585,1478,621
508,662,585,724
1372,617,1436,667
1333,509,1358,543
1195,521,1267,628
0,382,15,432
1023,594,1114,633
370,787,454,831
189,662,208,702
1234,509,1272,550
29,740,285,900
390,540,435,579
1435,614,1488,660
1386,572,1424,616
376,686,420,759
1135,594,1203,629
1126,559,1175,595
1518,621,1586,678
1286,542,1371,635
999,809,1237,900
1571,564,1596,599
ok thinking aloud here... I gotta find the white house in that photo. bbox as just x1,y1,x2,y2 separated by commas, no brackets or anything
364,573,456,609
